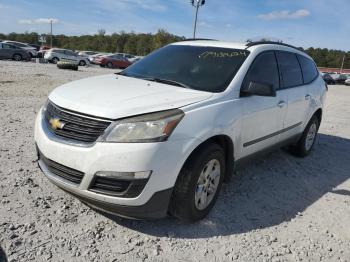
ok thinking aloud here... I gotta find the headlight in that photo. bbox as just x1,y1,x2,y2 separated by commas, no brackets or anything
101,109,184,143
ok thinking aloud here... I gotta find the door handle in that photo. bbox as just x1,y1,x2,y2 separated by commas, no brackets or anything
278,101,286,108
305,94,311,100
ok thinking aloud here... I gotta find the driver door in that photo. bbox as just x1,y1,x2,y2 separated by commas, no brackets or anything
238,51,287,158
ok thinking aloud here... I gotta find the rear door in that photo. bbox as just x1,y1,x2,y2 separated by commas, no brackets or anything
239,51,288,158
276,51,310,140
64,50,78,62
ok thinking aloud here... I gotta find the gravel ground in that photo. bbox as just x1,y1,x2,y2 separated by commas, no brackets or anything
0,60,349,262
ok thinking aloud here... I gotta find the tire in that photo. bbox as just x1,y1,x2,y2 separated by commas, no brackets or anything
169,143,225,222
79,60,86,66
107,62,113,69
289,115,319,157
13,54,22,61
57,61,78,71
52,57,59,64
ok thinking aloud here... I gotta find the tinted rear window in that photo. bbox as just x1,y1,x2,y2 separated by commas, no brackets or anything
298,55,318,84
278,51,303,88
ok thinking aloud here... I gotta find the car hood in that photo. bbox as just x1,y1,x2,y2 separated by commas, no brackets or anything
49,74,212,119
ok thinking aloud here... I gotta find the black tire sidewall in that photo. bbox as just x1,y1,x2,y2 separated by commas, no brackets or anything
13,54,22,61
171,144,225,222
297,116,319,156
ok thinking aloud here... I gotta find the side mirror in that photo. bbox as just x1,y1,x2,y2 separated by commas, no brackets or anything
241,81,276,97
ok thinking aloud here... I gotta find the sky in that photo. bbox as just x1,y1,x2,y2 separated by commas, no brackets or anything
0,0,349,50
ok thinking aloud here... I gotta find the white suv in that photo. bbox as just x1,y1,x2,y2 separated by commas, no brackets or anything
35,40,327,222
44,48,89,66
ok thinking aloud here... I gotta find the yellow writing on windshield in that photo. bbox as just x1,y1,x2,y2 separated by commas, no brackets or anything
199,51,248,59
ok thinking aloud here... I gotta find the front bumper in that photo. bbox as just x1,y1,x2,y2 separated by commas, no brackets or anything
37,157,172,219
34,108,197,218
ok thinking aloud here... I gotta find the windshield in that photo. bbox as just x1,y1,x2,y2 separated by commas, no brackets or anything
119,45,249,92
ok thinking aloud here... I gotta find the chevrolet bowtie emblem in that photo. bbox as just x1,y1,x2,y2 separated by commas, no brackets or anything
49,118,65,130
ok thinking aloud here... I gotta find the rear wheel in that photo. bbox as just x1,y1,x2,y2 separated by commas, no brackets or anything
289,116,319,157
13,54,22,61
169,143,225,222
79,60,86,66
52,57,59,64
107,62,113,69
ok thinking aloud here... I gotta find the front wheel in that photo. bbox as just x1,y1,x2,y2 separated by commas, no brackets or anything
169,143,225,222
13,54,22,61
79,60,86,66
289,116,319,157
106,62,113,69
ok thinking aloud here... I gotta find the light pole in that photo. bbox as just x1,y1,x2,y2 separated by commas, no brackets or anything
50,19,53,48
340,54,345,74
191,0,205,39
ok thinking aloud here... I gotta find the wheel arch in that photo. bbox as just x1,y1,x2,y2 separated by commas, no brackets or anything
181,135,234,182
314,108,322,124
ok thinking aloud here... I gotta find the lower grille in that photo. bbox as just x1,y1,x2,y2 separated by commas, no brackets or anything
39,151,84,185
89,176,148,198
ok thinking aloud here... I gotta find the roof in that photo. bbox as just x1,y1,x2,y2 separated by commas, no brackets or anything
172,40,247,50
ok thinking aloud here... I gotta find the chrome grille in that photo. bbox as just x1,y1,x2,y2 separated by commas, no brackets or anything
44,102,111,143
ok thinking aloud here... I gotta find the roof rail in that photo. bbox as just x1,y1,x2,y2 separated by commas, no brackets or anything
245,41,305,52
181,38,217,42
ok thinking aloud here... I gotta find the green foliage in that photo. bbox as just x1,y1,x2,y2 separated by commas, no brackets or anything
0,30,349,68
0,29,185,56
305,48,350,69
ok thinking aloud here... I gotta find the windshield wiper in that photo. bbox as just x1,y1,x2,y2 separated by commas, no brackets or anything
144,77,192,89
116,73,191,89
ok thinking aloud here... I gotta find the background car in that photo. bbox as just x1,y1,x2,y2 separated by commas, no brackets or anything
1,40,37,57
44,48,89,66
345,79,350,86
78,51,98,57
88,52,112,64
37,45,51,58
0,42,31,61
330,73,347,84
94,54,132,68
322,73,336,85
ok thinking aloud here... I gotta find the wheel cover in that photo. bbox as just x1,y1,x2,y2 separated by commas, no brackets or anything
194,159,221,210
14,55,21,61
305,123,317,151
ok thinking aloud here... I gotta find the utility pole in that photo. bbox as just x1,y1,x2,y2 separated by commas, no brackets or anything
340,54,345,74
190,0,206,39
50,19,53,48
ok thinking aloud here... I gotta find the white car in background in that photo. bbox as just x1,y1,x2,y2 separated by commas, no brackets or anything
44,48,89,66
1,40,38,57
78,51,98,57
345,78,350,86
88,53,112,64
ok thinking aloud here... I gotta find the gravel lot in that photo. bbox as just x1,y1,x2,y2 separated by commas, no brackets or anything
0,60,349,262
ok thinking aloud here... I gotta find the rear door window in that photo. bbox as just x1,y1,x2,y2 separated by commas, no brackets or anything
242,51,280,91
277,51,303,88
298,55,318,84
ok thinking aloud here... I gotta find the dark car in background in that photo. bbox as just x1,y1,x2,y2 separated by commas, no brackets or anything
0,42,31,61
95,54,132,69
322,73,336,85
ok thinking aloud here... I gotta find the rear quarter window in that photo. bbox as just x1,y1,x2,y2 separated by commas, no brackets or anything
298,55,319,84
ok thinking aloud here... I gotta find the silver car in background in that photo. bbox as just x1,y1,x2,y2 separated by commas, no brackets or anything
0,42,31,61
